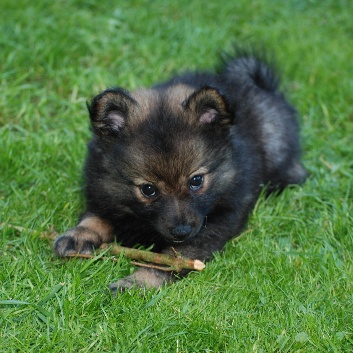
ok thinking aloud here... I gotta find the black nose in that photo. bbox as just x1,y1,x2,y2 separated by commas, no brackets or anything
170,225,192,240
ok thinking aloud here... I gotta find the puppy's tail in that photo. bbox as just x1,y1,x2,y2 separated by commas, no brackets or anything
220,49,280,92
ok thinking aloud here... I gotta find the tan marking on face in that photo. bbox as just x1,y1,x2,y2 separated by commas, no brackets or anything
133,165,211,203
129,84,195,124
164,84,195,113
190,167,209,177
120,88,159,129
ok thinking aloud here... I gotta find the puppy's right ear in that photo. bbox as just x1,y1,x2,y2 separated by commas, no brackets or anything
87,88,136,135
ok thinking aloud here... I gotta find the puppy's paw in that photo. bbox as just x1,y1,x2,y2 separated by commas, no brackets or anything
54,226,101,257
285,161,308,185
109,268,170,295
109,276,140,294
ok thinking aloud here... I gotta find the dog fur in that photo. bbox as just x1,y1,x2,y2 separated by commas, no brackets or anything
54,51,307,293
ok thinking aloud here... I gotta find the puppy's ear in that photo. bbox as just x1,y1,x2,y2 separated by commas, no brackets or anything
87,88,136,135
183,86,233,125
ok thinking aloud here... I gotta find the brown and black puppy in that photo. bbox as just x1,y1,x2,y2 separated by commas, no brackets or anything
54,52,307,293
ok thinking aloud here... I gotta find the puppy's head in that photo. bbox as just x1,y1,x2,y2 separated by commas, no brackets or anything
88,85,236,244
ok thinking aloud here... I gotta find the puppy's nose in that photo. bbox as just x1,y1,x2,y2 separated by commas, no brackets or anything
170,225,192,240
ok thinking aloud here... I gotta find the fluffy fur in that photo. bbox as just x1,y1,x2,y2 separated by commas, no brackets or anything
54,51,307,293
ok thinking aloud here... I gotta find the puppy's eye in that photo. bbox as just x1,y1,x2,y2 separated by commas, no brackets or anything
189,175,204,191
140,184,158,198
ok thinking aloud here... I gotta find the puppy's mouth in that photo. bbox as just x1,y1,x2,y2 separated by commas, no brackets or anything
171,239,187,244
169,235,196,245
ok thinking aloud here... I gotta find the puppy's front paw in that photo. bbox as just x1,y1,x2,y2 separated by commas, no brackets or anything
109,268,171,295
54,226,101,257
109,276,140,294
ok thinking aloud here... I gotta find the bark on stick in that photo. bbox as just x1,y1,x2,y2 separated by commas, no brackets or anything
99,243,205,272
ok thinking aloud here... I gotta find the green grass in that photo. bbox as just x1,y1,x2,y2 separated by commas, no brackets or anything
1,0,353,351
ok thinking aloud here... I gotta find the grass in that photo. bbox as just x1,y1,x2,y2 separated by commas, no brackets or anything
1,0,352,351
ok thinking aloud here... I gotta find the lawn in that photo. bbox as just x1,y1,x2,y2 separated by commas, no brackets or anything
1,0,352,352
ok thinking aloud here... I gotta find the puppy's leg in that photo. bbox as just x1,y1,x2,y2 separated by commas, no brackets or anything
54,213,114,257
109,268,173,294
283,160,307,186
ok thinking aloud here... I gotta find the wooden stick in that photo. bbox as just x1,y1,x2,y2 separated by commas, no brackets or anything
99,243,205,272
0,223,206,272
67,244,205,272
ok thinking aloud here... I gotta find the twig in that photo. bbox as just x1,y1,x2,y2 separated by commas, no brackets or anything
1,223,206,272
99,243,205,272
65,252,196,272
66,253,119,261
0,223,27,233
130,261,175,271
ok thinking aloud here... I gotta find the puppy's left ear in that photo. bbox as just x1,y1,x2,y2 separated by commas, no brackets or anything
183,86,233,126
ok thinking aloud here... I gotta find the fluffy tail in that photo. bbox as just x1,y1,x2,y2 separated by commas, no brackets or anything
220,49,280,92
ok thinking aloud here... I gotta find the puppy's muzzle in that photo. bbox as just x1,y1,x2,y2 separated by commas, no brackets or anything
170,224,193,241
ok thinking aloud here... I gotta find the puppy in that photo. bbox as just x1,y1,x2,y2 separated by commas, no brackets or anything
54,51,307,293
